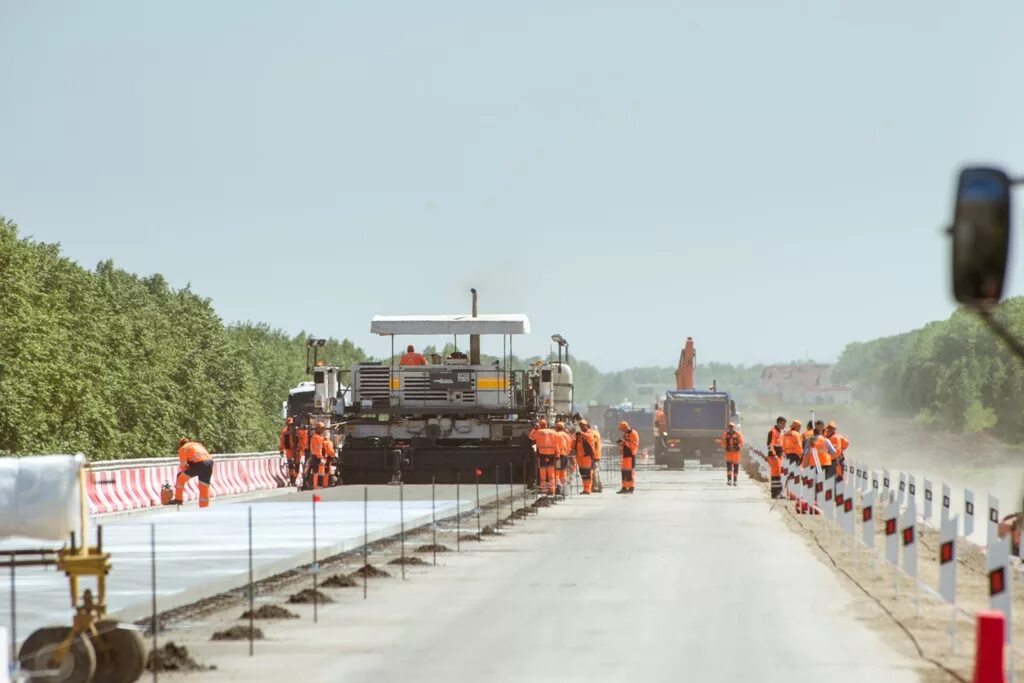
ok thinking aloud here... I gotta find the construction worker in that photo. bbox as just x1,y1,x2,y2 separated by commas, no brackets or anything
766,416,786,498
781,420,804,499
617,421,638,494
279,417,301,486
173,438,214,508
399,344,427,366
824,421,850,481
574,420,597,494
591,425,604,493
308,422,335,490
723,423,744,486
802,425,836,477
529,418,558,496
554,421,571,496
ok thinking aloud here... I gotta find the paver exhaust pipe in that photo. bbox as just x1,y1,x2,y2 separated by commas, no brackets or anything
470,288,480,365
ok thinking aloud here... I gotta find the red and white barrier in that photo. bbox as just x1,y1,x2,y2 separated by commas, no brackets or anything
86,452,285,515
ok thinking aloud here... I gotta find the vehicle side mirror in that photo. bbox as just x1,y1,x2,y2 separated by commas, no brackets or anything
951,166,1013,307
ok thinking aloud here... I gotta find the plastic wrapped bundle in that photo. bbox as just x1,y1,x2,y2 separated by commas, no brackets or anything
0,454,84,542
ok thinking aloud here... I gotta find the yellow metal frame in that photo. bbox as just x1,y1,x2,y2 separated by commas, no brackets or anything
48,467,113,665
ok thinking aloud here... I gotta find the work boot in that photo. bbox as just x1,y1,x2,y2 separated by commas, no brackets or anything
555,485,563,496
626,488,634,494
616,488,627,494
582,490,591,495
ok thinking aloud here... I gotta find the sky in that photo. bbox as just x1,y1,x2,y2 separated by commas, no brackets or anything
2,1,1023,371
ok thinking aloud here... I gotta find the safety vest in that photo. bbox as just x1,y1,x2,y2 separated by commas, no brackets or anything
621,429,639,457
767,426,783,449
178,442,211,470
575,431,596,466
828,431,850,458
310,432,332,458
723,431,742,453
530,427,558,456
782,430,803,456
803,435,832,468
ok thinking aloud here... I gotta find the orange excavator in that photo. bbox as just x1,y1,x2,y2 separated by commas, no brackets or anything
656,337,737,469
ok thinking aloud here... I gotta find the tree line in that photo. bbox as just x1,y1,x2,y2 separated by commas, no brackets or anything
0,217,365,459
834,299,1024,440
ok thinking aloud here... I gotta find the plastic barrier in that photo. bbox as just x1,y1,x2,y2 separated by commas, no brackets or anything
85,452,285,515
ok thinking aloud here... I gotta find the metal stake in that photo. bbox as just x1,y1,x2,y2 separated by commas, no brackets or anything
312,494,319,623
248,507,254,656
432,477,437,566
523,460,528,511
9,552,15,674
363,486,368,599
400,481,406,580
150,524,157,683
508,463,514,525
475,470,481,536
495,465,500,530
456,472,461,553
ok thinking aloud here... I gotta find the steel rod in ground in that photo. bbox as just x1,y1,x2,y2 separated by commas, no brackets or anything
9,553,15,674
476,471,481,535
363,486,368,599
400,481,406,580
312,494,318,623
248,507,254,656
456,472,461,552
432,477,437,566
150,524,157,683
495,465,500,530
523,460,528,511
508,462,514,524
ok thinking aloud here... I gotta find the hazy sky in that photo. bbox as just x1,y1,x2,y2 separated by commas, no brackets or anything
3,1,1023,370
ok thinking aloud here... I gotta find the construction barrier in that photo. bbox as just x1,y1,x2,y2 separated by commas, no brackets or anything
85,452,285,515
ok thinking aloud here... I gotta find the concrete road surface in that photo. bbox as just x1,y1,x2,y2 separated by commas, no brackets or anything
1,483,499,645
188,468,921,683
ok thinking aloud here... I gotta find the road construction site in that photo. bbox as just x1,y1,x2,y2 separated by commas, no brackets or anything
67,463,932,683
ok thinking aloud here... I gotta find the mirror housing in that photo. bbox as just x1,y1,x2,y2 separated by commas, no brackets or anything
951,166,1013,307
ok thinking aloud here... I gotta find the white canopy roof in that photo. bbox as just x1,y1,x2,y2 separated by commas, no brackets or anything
371,314,531,336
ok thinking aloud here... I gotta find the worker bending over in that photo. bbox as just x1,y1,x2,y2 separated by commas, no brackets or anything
399,344,427,366
591,425,604,493
554,421,572,496
173,438,214,508
723,423,744,486
309,422,336,490
617,421,638,494
574,420,597,494
279,417,301,486
766,416,786,497
529,419,558,496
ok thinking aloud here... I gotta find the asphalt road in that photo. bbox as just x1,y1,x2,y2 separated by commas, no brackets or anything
184,467,922,683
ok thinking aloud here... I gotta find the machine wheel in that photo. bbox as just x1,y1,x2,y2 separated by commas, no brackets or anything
19,626,97,683
92,620,147,683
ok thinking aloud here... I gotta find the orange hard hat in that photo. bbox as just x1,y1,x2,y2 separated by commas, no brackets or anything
619,421,629,431
791,420,801,428
827,421,837,429
579,419,589,427
316,421,326,430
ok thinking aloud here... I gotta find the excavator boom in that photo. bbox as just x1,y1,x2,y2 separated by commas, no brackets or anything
675,337,696,390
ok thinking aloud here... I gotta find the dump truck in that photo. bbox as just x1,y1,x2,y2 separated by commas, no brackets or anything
655,337,739,468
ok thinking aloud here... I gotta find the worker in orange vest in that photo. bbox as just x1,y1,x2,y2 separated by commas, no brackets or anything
574,420,597,494
554,421,572,495
279,417,301,486
173,438,214,508
529,418,558,496
617,421,639,494
766,416,786,498
781,420,804,500
723,423,744,486
802,425,836,475
309,422,336,490
399,344,428,366
824,421,850,480
591,425,604,493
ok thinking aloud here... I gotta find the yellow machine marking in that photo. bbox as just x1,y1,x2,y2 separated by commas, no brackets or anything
476,377,508,390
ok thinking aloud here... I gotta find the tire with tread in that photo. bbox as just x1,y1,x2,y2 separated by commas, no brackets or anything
19,626,97,683
92,619,147,683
